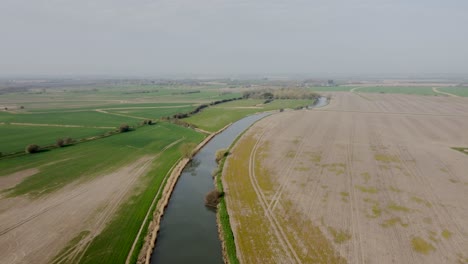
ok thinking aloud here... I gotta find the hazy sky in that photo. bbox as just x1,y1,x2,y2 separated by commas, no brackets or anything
1,0,467,77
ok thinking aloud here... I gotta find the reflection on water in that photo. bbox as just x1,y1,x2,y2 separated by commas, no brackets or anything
185,158,201,177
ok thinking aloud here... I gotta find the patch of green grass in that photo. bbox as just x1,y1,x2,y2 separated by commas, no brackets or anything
411,237,436,254
371,204,382,218
381,217,408,228
0,110,141,127
355,185,378,194
411,196,432,208
361,172,371,184
374,153,399,163
387,202,412,213
105,105,196,120
340,192,349,197
327,226,352,244
441,229,452,239
389,186,402,193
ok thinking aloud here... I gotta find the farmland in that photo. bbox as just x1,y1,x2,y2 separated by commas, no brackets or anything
0,82,242,264
0,80,320,264
0,122,204,264
185,99,313,132
222,92,468,263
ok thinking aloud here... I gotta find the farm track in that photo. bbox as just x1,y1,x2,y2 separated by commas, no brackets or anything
248,125,302,264
432,87,459,97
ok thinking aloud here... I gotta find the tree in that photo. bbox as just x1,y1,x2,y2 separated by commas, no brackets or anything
25,144,40,154
204,189,223,208
119,124,130,132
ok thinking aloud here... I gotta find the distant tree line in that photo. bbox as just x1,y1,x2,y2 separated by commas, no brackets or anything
168,97,242,120
243,88,319,100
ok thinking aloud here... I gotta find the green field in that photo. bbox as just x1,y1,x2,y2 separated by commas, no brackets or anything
0,125,110,154
186,99,314,132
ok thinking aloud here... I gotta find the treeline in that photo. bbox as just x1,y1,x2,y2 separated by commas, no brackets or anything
243,88,319,100
167,97,242,120
171,90,201,95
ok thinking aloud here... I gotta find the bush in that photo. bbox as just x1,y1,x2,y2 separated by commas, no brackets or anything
215,149,228,164
279,108,284,112
56,138,65,147
64,137,74,144
25,144,40,154
119,124,130,132
205,189,223,208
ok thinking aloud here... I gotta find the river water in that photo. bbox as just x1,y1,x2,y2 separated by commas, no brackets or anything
151,112,270,264
150,97,327,264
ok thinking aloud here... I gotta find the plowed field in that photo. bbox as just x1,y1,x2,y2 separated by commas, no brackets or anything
223,92,468,264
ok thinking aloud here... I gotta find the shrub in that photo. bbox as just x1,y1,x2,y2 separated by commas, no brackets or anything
64,137,74,144
279,108,284,112
25,144,40,154
56,138,65,147
205,189,223,208
215,149,228,164
119,124,130,132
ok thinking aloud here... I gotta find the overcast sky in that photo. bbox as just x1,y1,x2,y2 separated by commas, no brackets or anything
1,0,467,77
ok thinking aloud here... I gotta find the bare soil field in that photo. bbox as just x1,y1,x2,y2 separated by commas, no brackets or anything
223,92,468,264
0,156,153,264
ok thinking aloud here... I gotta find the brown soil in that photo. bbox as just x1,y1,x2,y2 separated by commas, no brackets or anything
0,156,153,264
224,92,468,264
0,169,39,191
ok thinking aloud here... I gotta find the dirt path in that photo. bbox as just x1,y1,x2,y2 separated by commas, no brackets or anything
432,87,459,97
95,109,148,120
0,156,154,264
